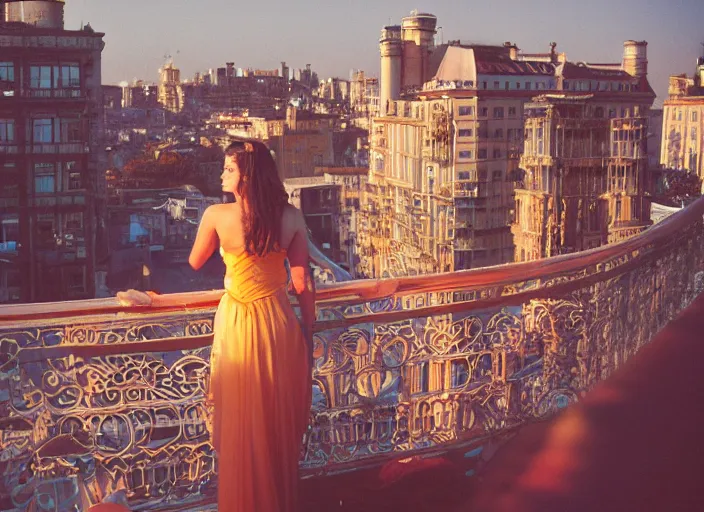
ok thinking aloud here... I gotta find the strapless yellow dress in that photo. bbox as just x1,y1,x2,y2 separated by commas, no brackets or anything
208,247,311,512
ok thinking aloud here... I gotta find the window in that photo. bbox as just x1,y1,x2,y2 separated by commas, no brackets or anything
515,81,521,89
59,118,81,142
32,118,81,143
692,127,698,141
458,106,474,116
692,111,698,122
33,118,54,143
64,162,83,190
525,82,531,90
0,62,14,82
458,171,470,180
59,64,80,87
505,81,510,90
480,107,488,117
608,108,617,119
493,81,500,89
478,149,487,159
0,214,19,253
458,150,473,159
30,64,80,89
1,163,18,202
492,170,502,181
494,128,504,139
563,81,570,90
34,163,56,194
493,107,504,119
677,110,682,121
481,81,487,90
35,213,56,247
0,119,14,142
63,212,84,230
508,107,517,117
30,66,52,89
493,148,502,158
458,129,473,137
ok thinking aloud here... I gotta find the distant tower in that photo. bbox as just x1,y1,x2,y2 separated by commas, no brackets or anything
159,62,182,113
6,0,65,29
622,40,648,80
400,11,437,90
379,24,402,115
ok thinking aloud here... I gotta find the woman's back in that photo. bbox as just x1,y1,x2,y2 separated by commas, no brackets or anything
213,202,301,256
220,247,289,303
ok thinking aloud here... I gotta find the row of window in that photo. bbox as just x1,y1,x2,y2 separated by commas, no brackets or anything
457,170,503,181
0,118,82,144
562,80,640,93
670,109,700,123
458,106,519,118
1,212,85,248
0,62,81,88
457,127,522,140
477,80,555,92
458,148,506,160
2,161,84,195
456,79,635,94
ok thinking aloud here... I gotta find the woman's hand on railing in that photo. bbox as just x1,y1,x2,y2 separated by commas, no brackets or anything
116,289,157,307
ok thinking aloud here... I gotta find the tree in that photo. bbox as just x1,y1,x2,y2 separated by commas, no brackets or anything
656,169,702,207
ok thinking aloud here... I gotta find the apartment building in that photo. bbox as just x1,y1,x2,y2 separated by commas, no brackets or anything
366,10,657,276
661,56,704,184
0,0,106,303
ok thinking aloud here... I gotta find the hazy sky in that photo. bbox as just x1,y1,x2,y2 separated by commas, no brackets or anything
65,0,704,106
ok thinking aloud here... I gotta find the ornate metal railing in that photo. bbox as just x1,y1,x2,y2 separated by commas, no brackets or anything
2,197,704,510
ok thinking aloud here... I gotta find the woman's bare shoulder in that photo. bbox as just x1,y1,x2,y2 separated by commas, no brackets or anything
205,203,238,220
283,204,304,224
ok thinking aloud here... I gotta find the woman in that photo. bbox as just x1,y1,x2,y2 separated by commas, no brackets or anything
188,139,315,511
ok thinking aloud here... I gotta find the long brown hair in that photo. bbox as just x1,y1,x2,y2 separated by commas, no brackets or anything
224,139,289,257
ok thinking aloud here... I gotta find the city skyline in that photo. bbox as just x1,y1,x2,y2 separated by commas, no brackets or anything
64,0,704,106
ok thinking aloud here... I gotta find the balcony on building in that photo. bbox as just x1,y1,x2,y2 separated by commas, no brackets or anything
1,195,704,511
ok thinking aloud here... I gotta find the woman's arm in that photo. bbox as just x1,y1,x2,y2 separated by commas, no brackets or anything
189,206,219,270
287,209,316,356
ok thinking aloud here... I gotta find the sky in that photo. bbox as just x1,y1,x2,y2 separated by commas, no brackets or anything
64,0,704,106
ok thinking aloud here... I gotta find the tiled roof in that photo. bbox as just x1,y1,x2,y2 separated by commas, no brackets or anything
558,62,633,80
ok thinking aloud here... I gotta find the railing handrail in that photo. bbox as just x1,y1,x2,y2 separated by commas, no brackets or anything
2,195,703,323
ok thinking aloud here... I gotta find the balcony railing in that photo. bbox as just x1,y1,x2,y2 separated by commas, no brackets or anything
25,88,85,99
1,197,704,510
27,143,90,154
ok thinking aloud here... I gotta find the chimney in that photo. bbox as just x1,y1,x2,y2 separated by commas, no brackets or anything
622,40,648,79
503,42,519,60
6,0,65,29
